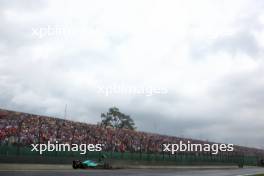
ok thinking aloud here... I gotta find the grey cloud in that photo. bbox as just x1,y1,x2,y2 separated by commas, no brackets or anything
0,0,47,11
0,0,264,150
190,4,264,60
190,31,262,59
211,70,264,110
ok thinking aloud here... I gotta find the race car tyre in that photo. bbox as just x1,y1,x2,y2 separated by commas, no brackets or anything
260,159,264,166
72,160,80,169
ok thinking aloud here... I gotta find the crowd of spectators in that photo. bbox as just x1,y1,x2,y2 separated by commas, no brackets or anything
0,109,263,157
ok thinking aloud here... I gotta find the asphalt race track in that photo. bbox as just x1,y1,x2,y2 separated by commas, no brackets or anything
1,168,264,176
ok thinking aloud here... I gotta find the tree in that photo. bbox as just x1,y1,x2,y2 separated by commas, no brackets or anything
100,107,136,130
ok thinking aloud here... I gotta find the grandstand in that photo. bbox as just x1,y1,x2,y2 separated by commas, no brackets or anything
0,108,264,166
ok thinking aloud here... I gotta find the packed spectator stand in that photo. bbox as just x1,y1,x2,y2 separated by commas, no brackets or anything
0,108,263,158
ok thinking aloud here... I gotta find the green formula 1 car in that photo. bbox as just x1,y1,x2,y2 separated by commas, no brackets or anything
72,155,111,169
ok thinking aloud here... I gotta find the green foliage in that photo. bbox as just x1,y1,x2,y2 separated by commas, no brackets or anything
100,107,136,130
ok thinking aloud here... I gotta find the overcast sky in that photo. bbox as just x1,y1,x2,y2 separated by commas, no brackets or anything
0,0,264,149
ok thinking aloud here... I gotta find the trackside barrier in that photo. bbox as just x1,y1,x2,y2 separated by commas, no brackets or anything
0,145,260,166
